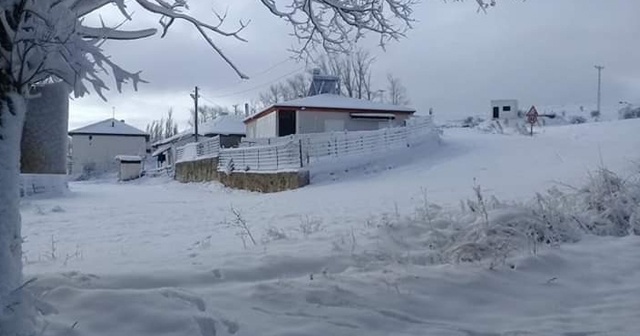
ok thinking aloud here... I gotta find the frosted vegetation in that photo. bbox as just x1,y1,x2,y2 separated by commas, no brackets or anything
369,167,640,270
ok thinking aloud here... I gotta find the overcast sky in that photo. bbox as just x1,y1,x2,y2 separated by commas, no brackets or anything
68,0,640,131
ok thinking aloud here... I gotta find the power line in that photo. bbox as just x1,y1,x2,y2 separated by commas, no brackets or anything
206,57,296,95
205,66,307,99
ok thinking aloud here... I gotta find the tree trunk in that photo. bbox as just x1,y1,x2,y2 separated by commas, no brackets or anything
0,92,31,335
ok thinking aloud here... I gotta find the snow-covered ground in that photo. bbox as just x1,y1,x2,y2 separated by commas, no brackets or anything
21,119,640,335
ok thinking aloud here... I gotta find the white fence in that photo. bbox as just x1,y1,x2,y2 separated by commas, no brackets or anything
218,141,302,173
175,136,220,163
240,117,435,165
174,117,437,173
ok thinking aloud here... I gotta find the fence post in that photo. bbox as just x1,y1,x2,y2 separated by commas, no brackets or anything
299,139,304,168
257,148,260,170
276,146,279,170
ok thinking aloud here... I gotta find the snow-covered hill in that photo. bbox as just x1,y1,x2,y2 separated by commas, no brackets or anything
21,119,640,336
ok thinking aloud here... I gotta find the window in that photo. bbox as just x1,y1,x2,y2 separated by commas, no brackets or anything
503,106,511,112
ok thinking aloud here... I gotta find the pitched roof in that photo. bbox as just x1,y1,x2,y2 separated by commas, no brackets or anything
69,118,148,136
200,115,246,136
245,94,416,122
151,115,246,147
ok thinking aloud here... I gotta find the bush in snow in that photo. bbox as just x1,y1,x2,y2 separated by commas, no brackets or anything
262,226,288,243
618,105,640,120
568,115,587,124
590,110,601,119
366,168,640,270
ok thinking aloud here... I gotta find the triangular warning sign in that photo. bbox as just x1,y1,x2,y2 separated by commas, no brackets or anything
526,106,539,117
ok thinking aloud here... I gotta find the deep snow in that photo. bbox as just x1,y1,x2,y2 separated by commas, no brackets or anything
20,119,640,335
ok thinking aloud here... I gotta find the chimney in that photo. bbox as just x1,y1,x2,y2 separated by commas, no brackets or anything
244,103,250,117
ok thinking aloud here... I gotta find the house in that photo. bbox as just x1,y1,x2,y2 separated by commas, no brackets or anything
244,94,416,138
491,99,519,120
151,114,246,167
68,119,149,176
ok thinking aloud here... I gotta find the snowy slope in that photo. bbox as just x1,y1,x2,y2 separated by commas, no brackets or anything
21,119,640,335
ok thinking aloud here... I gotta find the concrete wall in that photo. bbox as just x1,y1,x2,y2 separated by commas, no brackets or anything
174,157,219,183
174,157,309,192
297,110,409,134
71,134,147,175
21,82,70,174
218,170,310,193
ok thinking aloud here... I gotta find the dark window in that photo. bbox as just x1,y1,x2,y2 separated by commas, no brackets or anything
503,106,511,112
492,106,500,119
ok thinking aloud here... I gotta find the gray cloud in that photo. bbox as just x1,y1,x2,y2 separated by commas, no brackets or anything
70,0,640,131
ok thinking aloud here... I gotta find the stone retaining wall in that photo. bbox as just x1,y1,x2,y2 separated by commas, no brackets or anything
175,158,309,192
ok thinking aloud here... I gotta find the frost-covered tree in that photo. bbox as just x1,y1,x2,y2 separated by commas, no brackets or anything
0,0,414,334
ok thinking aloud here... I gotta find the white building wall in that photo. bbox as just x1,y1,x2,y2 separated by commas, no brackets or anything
490,100,519,120
118,162,142,181
254,112,277,138
297,110,409,134
71,135,147,175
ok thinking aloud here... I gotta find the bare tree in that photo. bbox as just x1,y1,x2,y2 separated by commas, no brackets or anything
314,49,375,99
145,109,179,144
188,105,231,127
0,1,415,333
386,74,410,105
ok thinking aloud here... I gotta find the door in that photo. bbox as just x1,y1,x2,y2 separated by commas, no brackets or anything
278,110,296,136
324,119,345,132
492,106,500,119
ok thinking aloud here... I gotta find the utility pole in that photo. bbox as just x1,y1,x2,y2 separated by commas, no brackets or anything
595,65,604,115
190,86,200,142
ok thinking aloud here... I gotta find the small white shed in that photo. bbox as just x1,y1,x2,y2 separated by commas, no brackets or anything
115,155,143,181
491,99,519,120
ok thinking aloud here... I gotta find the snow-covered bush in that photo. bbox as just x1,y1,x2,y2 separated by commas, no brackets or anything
568,116,587,124
590,110,601,119
367,168,640,269
618,105,640,120
461,116,484,128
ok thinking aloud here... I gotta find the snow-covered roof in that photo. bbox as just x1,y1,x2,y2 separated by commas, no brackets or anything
151,144,172,157
115,155,142,162
69,118,148,137
152,115,246,147
199,115,246,136
245,94,415,122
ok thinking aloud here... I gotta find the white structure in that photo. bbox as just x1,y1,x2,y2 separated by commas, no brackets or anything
115,155,143,181
491,99,519,120
244,94,416,138
150,114,246,167
69,119,149,176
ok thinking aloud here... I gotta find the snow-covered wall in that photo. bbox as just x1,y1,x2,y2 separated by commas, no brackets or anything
70,135,147,175
19,174,68,198
21,82,70,174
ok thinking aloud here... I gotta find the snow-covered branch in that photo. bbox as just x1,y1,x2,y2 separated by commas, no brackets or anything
260,0,416,56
